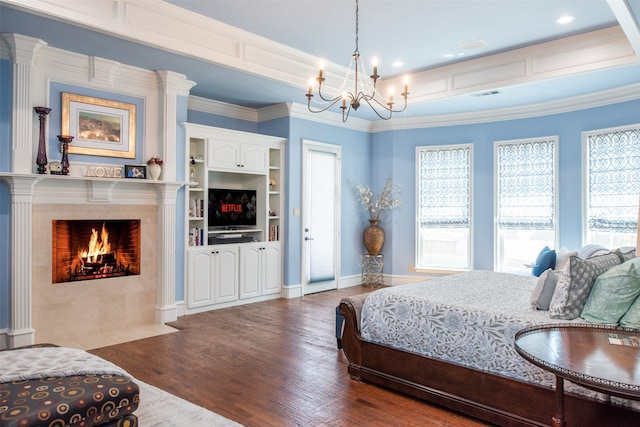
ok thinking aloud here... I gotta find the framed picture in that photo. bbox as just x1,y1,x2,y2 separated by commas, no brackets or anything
124,164,146,179
61,93,136,159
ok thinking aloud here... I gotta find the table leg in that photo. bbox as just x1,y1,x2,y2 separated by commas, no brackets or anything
551,376,566,427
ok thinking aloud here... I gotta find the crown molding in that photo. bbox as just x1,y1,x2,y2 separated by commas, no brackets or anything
188,96,258,122
190,81,640,133
372,81,640,132
260,102,373,132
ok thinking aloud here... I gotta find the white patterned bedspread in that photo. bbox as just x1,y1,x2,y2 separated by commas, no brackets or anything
360,271,609,401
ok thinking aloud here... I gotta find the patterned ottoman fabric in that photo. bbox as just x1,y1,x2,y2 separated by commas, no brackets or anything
0,374,139,427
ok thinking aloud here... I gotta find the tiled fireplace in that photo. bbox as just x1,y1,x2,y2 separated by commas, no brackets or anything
1,175,182,349
33,204,157,347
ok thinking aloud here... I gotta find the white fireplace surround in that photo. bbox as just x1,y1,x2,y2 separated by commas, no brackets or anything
0,173,184,348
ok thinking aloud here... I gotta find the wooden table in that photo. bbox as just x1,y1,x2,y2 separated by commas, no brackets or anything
515,324,640,427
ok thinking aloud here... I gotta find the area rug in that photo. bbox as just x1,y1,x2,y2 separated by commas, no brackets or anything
136,380,243,426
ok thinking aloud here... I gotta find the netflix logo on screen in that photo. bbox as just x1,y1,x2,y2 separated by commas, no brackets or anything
221,203,243,213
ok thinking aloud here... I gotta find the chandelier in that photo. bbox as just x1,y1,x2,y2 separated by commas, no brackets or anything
305,0,409,122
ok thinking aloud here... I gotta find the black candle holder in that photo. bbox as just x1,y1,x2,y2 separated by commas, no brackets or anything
34,106,52,174
57,135,74,175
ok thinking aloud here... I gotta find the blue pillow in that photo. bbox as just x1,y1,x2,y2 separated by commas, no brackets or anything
532,246,556,277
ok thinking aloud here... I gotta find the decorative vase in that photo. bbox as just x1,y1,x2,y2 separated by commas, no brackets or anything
34,106,52,174
148,163,162,180
363,219,385,256
57,135,74,175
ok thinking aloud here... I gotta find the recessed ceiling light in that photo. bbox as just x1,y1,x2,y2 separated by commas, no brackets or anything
392,61,404,68
556,15,575,24
444,54,455,58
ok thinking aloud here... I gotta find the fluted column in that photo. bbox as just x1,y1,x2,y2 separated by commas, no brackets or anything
6,175,41,348
155,70,195,182
0,34,48,174
155,71,194,323
155,183,183,324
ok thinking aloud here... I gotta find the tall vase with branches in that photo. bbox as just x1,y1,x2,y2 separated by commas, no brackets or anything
352,178,401,255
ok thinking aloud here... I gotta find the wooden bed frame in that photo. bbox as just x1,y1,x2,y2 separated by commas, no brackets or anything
339,294,640,427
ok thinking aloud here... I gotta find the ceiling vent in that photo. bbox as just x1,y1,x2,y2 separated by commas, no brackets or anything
459,39,488,51
473,90,501,97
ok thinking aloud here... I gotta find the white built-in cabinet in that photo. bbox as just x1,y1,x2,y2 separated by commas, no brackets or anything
240,242,281,299
187,245,239,308
208,141,270,173
183,123,285,314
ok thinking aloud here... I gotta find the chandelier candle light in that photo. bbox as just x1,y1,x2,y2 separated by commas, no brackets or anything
306,0,409,122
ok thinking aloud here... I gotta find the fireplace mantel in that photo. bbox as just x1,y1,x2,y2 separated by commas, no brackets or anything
0,172,186,348
0,172,187,203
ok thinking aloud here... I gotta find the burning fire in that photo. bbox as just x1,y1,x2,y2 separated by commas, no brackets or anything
78,223,112,262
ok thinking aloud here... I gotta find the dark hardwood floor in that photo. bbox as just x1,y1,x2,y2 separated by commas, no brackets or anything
91,286,492,426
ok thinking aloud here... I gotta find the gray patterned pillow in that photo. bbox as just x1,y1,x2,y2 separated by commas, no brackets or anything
549,252,621,319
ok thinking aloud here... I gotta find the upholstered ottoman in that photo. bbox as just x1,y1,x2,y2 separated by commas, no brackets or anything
0,346,139,427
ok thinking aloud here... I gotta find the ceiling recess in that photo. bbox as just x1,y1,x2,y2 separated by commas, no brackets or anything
459,39,488,50
473,90,501,97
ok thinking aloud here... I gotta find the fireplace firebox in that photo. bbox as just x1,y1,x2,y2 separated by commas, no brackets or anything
52,219,141,283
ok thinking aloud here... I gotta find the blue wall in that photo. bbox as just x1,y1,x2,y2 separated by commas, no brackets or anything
187,110,257,134
285,118,371,286
182,99,640,286
376,99,640,274
2,54,640,329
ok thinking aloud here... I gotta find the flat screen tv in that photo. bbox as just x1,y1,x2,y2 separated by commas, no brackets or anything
208,188,258,228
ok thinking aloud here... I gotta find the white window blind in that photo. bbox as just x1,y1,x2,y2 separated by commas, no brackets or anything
418,146,471,228
586,127,640,234
496,138,556,230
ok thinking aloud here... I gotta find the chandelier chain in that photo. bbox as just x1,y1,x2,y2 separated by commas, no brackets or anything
305,0,409,122
354,0,359,55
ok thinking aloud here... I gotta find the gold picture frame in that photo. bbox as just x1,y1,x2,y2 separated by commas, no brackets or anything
61,93,136,159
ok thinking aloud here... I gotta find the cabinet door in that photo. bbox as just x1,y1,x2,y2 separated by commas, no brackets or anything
213,245,239,303
240,243,261,299
241,143,269,173
262,242,281,295
186,249,215,309
208,140,240,170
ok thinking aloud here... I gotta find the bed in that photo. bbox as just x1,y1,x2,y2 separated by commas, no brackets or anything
0,345,139,427
339,258,640,426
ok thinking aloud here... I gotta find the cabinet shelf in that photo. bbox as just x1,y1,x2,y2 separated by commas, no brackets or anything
208,228,262,235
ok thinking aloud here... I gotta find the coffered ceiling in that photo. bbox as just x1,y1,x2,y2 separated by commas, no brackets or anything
2,0,640,122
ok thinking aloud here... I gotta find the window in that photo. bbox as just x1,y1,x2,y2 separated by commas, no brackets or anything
495,137,557,273
584,125,640,247
416,144,471,270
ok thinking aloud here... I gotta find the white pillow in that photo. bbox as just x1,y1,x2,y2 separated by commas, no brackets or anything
555,247,577,271
530,268,560,310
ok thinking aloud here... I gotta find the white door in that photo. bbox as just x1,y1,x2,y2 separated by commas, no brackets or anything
302,140,341,295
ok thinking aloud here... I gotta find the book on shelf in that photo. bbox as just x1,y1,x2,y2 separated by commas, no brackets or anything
189,227,205,246
189,199,204,218
269,224,279,241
